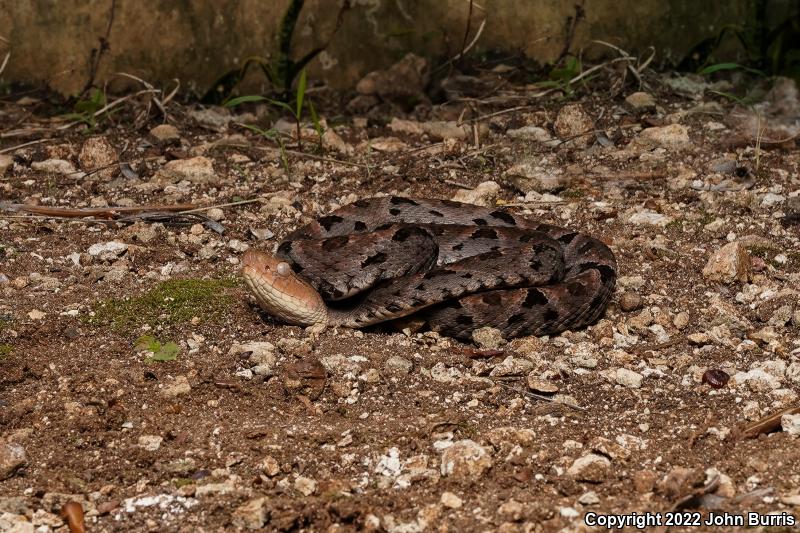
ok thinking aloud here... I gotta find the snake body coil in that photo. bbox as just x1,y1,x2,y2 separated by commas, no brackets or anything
242,196,616,340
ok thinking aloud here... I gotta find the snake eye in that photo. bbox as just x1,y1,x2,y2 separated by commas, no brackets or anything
276,262,292,277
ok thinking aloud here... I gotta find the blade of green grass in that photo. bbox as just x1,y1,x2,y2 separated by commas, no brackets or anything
224,95,269,107
699,62,764,76
296,68,307,118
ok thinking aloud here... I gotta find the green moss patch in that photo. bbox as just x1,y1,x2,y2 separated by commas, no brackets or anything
86,278,239,331
0,344,12,357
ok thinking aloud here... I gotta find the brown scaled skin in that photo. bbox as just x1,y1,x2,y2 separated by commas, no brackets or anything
241,250,329,331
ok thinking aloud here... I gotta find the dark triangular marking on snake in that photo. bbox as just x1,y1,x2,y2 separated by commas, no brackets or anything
567,280,588,297
277,241,292,256
318,215,344,231
392,226,430,242
361,252,387,268
456,314,473,325
422,269,455,280
523,289,548,308
471,227,498,239
508,313,526,325
580,263,616,284
481,292,502,305
391,197,419,206
490,210,517,225
557,232,578,244
578,241,595,255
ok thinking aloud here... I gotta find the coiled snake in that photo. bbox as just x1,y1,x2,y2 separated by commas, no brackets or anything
242,196,616,340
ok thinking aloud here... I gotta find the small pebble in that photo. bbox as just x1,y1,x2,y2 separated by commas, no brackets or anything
206,208,225,221
440,491,463,509
249,228,274,240
702,369,730,389
616,368,643,388
471,327,505,349
619,292,643,312
673,312,690,330
527,375,559,393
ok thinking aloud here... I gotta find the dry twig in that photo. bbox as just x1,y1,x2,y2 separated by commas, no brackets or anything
81,0,117,96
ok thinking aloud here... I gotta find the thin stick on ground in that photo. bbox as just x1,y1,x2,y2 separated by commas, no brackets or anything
179,198,264,214
554,2,586,66
57,89,161,131
436,0,487,74
0,138,53,154
465,105,532,124
270,146,366,168
592,39,646,88
0,203,197,218
0,51,10,77
81,0,117,97
493,381,586,411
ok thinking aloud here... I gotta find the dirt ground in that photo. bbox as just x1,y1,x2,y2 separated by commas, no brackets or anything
1,66,800,532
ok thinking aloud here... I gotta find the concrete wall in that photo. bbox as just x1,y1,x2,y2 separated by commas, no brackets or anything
0,0,751,96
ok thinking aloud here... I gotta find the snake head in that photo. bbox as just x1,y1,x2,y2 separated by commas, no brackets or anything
241,250,329,328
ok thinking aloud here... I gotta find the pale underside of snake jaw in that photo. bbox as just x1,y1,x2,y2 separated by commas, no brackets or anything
241,196,617,340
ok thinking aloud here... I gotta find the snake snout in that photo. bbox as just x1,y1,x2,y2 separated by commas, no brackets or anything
241,249,329,328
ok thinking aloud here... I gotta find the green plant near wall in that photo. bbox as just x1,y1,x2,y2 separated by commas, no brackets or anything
226,68,326,154
61,88,108,130
679,0,800,80
202,0,350,104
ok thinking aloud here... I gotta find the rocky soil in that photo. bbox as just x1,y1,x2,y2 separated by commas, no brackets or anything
1,60,799,532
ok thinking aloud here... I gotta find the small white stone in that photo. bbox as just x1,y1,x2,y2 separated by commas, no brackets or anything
0,154,13,175
761,193,785,207
206,208,225,221
138,435,163,451
625,91,656,109
294,476,317,496
628,210,673,227
781,414,800,436
567,453,611,482
227,239,249,252
490,356,534,377
616,368,643,388
471,326,505,349
732,369,782,392
702,242,750,284
633,124,690,148
451,181,500,207
31,158,85,177
150,124,181,142
160,375,192,397
440,491,463,509
384,355,413,375
440,439,492,478
27,310,46,320
560,506,580,519
87,240,128,260
235,369,253,380
249,228,274,240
